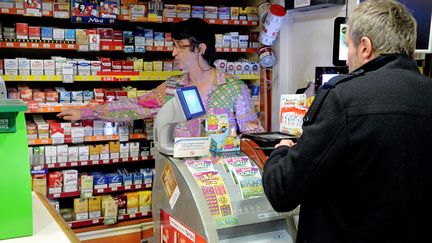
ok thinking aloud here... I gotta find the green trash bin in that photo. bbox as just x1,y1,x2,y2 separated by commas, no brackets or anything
0,99,33,240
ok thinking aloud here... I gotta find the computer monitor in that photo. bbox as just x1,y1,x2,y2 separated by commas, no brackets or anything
176,86,206,121
332,17,348,66
315,66,349,89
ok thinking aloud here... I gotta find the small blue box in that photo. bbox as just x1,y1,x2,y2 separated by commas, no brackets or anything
65,29,76,42
123,174,133,186
93,174,107,188
133,173,143,185
106,174,122,187
41,27,53,41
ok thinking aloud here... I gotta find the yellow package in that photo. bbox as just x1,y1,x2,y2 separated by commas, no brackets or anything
138,190,152,212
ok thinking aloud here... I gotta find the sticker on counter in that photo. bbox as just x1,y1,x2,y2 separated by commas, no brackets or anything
173,137,211,158
161,161,180,209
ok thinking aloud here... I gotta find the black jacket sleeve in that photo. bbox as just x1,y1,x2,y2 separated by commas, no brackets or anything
262,86,348,212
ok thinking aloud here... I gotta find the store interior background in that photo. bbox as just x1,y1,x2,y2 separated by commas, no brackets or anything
272,0,357,130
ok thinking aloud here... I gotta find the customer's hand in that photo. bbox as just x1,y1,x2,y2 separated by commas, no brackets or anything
275,139,296,148
57,108,81,121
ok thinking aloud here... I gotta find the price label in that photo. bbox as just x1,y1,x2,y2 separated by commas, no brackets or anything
240,48,246,52
112,159,118,163
130,213,136,218
67,44,74,49
34,166,43,170
115,46,122,50
55,44,62,49
241,20,247,25
48,164,55,168
167,18,173,22
222,20,228,24
81,190,93,198
60,163,66,167
118,215,124,220
97,189,104,193
234,20,239,25
93,219,99,224
102,45,109,50
62,74,74,83
19,43,27,48
81,162,88,166
43,43,50,48
156,46,162,51
71,162,78,167
133,157,138,161
104,217,116,225
1,8,9,13
53,193,60,198
232,48,238,52
31,43,39,48
103,160,109,164
47,107,54,112
135,184,142,189
209,19,215,23
125,185,131,190
6,42,13,48
111,187,117,191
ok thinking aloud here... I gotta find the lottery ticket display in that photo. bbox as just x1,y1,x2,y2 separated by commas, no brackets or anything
223,156,264,199
186,159,234,218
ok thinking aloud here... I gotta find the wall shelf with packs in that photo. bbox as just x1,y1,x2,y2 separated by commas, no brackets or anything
28,133,149,145
67,211,152,229
47,183,152,199
0,41,258,53
31,155,153,170
1,0,268,239
2,73,259,82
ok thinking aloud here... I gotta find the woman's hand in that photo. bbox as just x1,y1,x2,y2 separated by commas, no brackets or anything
275,139,296,148
57,108,82,121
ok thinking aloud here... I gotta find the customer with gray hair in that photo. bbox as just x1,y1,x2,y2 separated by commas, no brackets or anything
262,0,432,242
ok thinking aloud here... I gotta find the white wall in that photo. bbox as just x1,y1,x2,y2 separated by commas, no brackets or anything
271,0,358,130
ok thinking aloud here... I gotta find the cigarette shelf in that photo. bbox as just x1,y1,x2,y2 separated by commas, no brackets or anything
31,155,154,170
67,211,152,229
28,133,148,145
26,105,86,113
47,183,152,199
0,41,76,50
2,73,258,83
2,75,63,81
119,15,259,26
0,7,24,15
28,135,117,145
216,47,257,53
0,41,257,53
163,17,258,26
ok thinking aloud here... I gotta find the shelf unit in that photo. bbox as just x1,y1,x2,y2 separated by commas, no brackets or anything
1,1,267,240
2,73,259,82
31,156,153,171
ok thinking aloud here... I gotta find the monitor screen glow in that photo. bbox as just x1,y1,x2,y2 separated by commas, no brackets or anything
176,86,206,121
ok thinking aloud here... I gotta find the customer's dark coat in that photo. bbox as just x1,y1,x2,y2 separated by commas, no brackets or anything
263,55,432,243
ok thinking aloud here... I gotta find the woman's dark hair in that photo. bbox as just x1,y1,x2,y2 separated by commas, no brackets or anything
172,18,216,67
